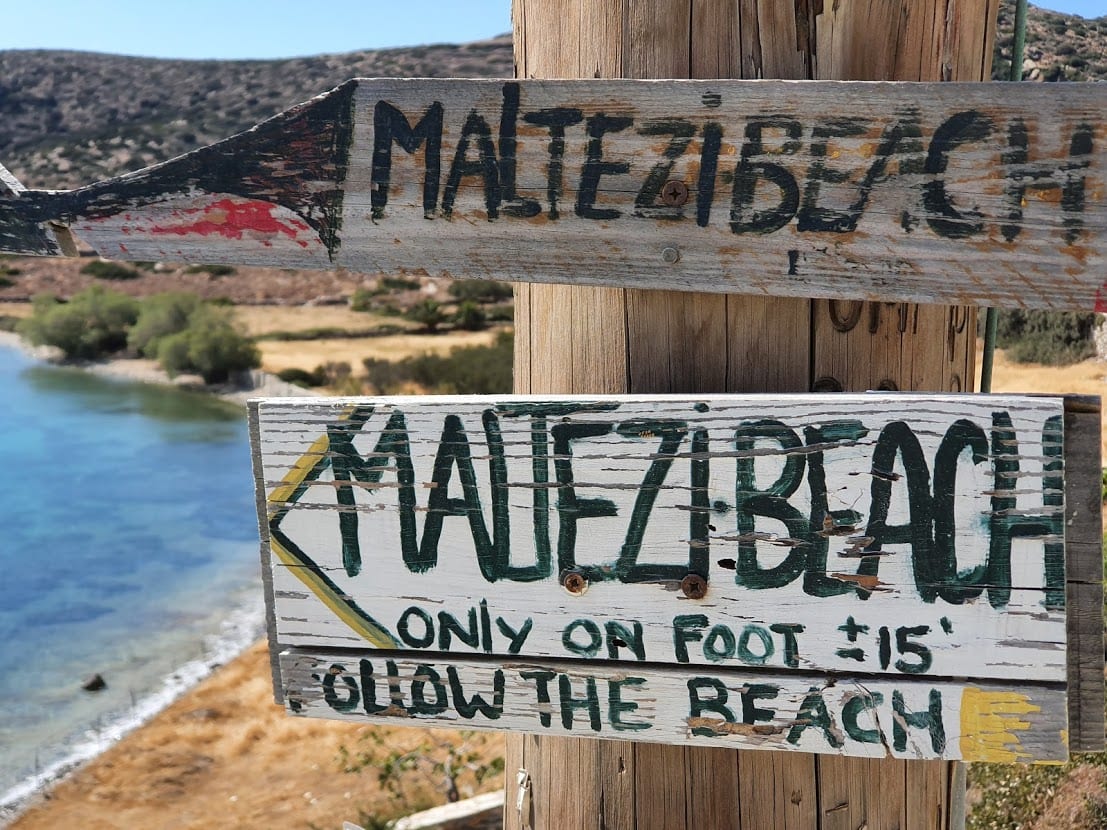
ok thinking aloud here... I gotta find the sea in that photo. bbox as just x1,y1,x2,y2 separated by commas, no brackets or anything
0,346,265,818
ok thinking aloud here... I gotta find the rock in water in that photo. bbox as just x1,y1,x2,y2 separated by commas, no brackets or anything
81,673,107,692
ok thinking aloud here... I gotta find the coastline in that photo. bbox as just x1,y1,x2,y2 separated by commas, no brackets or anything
0,332,315,826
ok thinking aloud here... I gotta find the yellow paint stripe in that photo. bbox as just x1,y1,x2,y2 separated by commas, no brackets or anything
270,537,397,649
266,406,396,649
959,687,1042,763
268,432,331,509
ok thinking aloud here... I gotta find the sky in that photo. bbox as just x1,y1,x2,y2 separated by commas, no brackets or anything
0,0,1100,59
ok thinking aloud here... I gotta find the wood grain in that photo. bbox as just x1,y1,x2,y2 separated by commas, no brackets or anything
253,393,1077,685
2,78,1105,310
278,648,1070,762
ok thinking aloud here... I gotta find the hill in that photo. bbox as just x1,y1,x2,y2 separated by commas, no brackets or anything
0,2,1103,191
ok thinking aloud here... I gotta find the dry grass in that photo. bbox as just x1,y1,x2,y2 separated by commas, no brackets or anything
9,642,504,830
256,329,502,375
232,305,413,338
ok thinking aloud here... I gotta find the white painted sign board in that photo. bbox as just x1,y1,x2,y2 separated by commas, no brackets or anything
250,393,1100,762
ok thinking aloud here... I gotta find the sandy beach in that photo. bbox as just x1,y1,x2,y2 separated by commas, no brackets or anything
5,641,504,829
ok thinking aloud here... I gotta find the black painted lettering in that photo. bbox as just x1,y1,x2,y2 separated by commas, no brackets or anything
892,689,945,753
687,677,736,736
552,421,618,578
448,666,505,719
923,111,994,238
398,606,435,648
608,677,651,731
770,623,805,668
801,120,913,233
895,625,932,674
703,624,736,662
496,616,535,654
523,107,584,219
359,659,389,714
559,673,602,731
730,118,802,234
438,608,480,651
786,686,844,748
633,119,696,219
673,614,708,663
576,113,634,219
843,691,885,743
741,684,779,725
605,620,646,661
733,420,809,590
497,83,541,218
1001,120,1094,244
409,664,449,715
442,110,501,219
371,101,443,220
320,664,360,712
563,618,603,658
697,123,723,227
520,668,556,727
614,419,695,582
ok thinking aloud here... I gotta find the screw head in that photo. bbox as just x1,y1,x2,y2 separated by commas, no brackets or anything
662,246,681,264
661,179,689,207
561,571,588,595
681,574,708,599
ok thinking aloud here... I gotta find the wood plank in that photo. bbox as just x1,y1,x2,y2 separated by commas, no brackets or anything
278,648,1070,763
1064,399,1105,752
253,393,1074,684
4,79,1107,310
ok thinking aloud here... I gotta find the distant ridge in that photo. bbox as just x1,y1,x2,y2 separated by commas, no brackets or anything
0,1,1103,190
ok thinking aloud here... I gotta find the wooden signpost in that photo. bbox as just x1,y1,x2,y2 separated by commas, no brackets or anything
5,0,1106,824
1,79,1106,309
251,392,1102,762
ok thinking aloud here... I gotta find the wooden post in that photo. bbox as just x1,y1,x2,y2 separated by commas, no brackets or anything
507,1,998,828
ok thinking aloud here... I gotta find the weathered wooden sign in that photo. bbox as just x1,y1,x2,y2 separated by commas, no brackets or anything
2,79,1105,309
250,393,1104,762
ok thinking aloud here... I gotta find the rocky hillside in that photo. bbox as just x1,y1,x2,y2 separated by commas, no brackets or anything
0,2,1103,191
0,36,513,189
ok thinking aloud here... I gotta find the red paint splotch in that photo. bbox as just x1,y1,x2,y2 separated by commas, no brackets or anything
1096,283,1107,313
150,198,314,248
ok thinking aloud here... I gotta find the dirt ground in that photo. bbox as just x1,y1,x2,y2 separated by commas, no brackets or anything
7,642,504,830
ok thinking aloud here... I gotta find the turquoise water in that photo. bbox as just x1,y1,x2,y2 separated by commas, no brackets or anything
0,348,262,810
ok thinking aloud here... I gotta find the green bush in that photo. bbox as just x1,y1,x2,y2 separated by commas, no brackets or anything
407,299,446,334
448,280,513,304
363,331,512,394
277,367,327,388
992,309,1100,365
349,287,375,312
380,276,420,292
80,259,140,281
454,300,487,331
18,287,139,359
128,292,203,357
155,305,260,383
184,263,236,277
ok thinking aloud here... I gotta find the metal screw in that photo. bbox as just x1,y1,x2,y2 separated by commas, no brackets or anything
561,571,588,595
661,179,689,207
662,246,681,264
681,574,708,599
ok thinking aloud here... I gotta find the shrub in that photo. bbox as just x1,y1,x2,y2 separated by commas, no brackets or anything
128,292,203,357
407,299,446,333
349,287,375,312
380,276,420,292
448,280,513,304
184,263,236,277
454,300,487,331
18,286,140,359
277,367,326,388
155,305,259,383
80,259,140,281
993,309,1100,365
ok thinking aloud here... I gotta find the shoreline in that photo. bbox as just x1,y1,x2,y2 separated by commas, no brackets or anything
0,330,320,406
0,332,310,826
